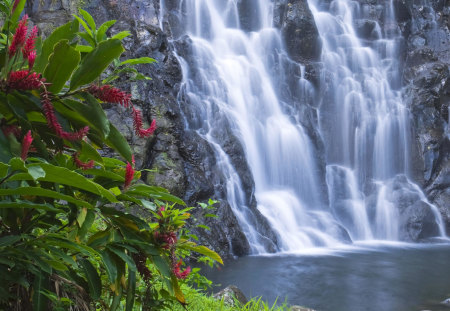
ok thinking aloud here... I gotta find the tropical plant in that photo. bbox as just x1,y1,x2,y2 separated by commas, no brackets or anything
0,0,222,310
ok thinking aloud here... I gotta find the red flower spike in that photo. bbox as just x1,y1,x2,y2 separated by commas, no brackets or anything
8,70,44,90
8,15,28,57
22,25,38,60
20,130,33,161
41,93,89,141
72,152,95,170
27,50,36,70
124,161,135,189
154,231,177,249
132,106,157,138
87,85,131,107
172,260,191,279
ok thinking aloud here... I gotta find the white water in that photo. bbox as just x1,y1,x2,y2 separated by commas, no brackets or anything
160,0,446,254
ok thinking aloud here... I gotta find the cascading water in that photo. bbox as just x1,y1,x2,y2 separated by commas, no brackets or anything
160,0,446,254
310,0,445,241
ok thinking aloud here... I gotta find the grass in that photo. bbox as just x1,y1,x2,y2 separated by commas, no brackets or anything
168,285,293,311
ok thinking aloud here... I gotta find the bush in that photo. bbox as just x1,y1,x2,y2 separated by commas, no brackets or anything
0,0,222,310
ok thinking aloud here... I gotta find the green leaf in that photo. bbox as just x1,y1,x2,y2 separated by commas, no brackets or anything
152,255,171,278
9,157,26,172
0,201,62,212
120,57,157,66
80,259,102,300
0,3,10,17
0,235,21,247
10,0,26,25
125,240,159,256
77,207,88,228
79,9,96,34
171,275,186,305
45,235,96,256
73,14,93,36
180,242,223,265
80,140,104,164
125,269,136,311
99,249,117,284
105,122,132,163
88,229,111,248
0,187,93,208
29,163,117,203
70,39,124,90
27,166,46,181
97,20,116,42
55,96,110,139
110,291,122,311
32,273,48,311
111,31,131,40
0,161,9,178
77,31,96,47
78,209,95,239
44,40,81,93
126,184,185,205
44,259,68,271
106,246,136,271
34,19,80,74
75,45,94,53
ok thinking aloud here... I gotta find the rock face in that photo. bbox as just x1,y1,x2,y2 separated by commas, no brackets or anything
395,0,450,235
275,0,322,62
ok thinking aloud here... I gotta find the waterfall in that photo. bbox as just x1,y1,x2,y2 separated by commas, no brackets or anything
160,0,446,254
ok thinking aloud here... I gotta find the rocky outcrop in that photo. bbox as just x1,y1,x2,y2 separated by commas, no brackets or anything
213,285,248,307
386,175,442,241
395,0,450,234
274,0,322,62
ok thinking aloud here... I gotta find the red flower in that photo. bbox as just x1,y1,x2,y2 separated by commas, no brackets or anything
20,130,33,160
22,26,38,59
172,260,191,279
158,205,165,217
7,70,44,90
8,15,28,57
124,161,134,189
87,85,131,107
72,152,95,170
132,106,157,138
41,92,89,141
154,231,177,249
27,50,36,70
132,252,152,284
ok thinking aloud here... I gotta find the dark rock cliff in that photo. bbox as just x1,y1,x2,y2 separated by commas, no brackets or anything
394,0,450,234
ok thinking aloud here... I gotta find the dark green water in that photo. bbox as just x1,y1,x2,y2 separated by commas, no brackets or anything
204,242,450,311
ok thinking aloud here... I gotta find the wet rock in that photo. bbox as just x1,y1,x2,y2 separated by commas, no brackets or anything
213,285,248,307
354,19,381,40
388,176,442,241
276,0,322,62
440,297,450,306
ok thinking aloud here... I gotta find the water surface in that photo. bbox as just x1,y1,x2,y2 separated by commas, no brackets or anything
204,243,450,311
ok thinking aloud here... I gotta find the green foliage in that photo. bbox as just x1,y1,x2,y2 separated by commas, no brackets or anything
0,2,222,310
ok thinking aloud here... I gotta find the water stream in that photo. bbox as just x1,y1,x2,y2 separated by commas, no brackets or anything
160,0,446,254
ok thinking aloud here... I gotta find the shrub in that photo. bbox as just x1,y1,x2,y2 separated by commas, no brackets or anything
0,1,222,310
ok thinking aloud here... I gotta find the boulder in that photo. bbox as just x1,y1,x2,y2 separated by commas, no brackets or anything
213,285,248,307
276,0,322,62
